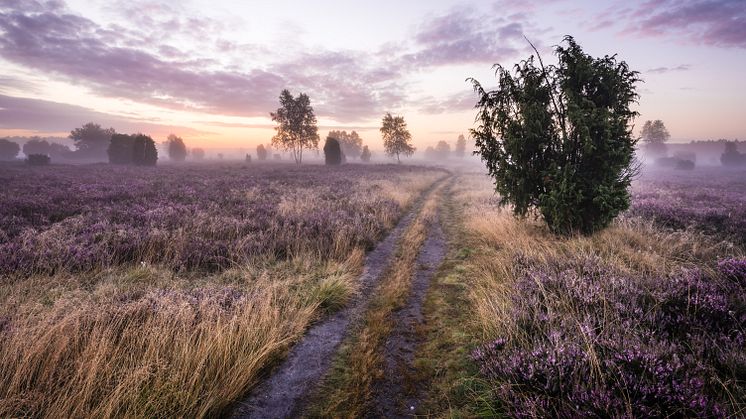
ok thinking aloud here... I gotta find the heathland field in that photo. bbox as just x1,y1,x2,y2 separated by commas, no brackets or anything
1,163,744,417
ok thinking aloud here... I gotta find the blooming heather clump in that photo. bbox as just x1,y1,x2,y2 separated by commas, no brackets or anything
718,258,746,285
473,254,745,417
0,164,442,276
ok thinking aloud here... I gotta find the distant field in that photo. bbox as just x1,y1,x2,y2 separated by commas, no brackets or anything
630,167,746,246
0,163,448,275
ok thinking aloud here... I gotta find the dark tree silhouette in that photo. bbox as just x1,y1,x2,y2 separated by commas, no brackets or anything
23,139,72,160
69,123,115,160
469,36,640,235
245,154,252,163
360,145,372,162
133,135,158,166
381,113,415,163
324,137,343,165
328,130,363,159
191,148,205,160
270,90,319,164
721,141,746,166
256,144,268,161
0,139,20,160
23,139,50,156
455,134,467,158
108,134,157,165
108,134,135,164
167,134,188,162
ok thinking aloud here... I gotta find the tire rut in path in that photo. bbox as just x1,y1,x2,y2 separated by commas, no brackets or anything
232,180,445,419
371,205,448,418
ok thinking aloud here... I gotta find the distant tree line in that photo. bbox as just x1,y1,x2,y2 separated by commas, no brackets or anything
266,90,418,164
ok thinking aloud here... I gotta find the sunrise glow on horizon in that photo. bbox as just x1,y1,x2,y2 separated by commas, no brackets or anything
1,0,745,150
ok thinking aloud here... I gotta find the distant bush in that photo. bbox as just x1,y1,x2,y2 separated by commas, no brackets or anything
673,151,696,162
108,134,157,166
721,141,746,167
108,134,135,164
656,156,694,169
25,154,50,166
675,159,695,170
0,138,20,160
360,146,371,162
324,137,343,165
133,135,157,166
245,154,252,163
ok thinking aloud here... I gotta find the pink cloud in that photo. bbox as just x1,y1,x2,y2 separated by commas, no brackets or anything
612,0,746,48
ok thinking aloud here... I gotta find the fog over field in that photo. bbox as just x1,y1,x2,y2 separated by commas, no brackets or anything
1,1,744,417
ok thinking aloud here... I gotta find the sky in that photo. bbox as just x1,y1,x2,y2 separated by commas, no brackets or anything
0,0,745,151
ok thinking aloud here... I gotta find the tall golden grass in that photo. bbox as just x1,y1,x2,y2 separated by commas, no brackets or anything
447,172,745,415
453,173,741,341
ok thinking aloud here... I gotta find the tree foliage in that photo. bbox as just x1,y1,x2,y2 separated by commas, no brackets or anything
22,139,50,156
328,130,363,159
324,136,343,165
469,36,640,235
360,145,372,162
108,134,134,164
641,120,670,144
270,90,319,164
108,134,158,166
256,144,268,161
380,113,415,163
436,140,451,156
0,139,20,160
424,141,451,160
641,119,670,157
721,141,746,167
132,135,158,166
69,123,115,160
455,134,467,158
166,134,188,162
191,148,205,160
23,139,72,160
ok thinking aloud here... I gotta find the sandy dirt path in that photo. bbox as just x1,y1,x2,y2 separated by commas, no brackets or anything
371,205,447,418
232,180,445,419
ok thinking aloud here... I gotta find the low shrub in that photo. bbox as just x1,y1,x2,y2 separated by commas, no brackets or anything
25,154,50,166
